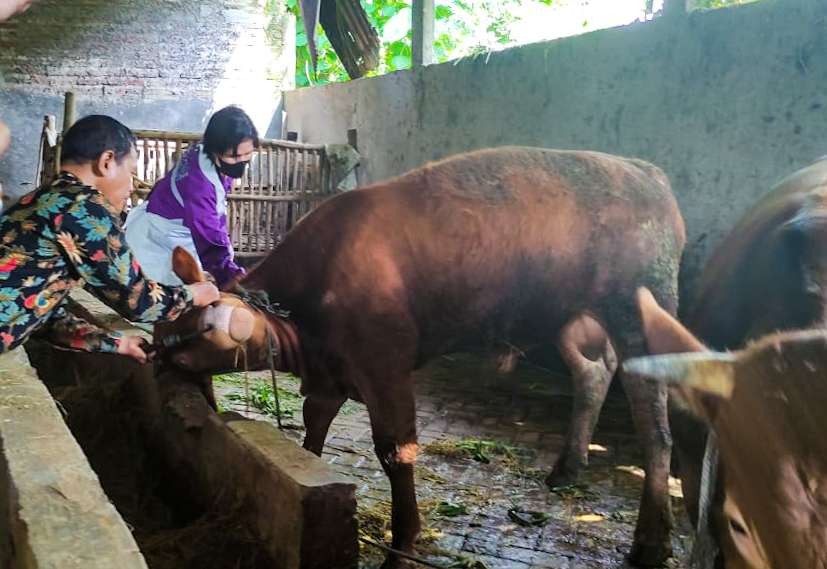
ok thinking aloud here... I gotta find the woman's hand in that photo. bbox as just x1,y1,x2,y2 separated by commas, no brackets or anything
188,281,220,307
117,335,150,364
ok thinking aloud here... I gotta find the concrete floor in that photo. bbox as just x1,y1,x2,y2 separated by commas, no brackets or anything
216,352,692,569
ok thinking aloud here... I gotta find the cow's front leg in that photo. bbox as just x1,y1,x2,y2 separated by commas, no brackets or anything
547,314,617,487
622,369,674,567
302,393,346,455
367,378,421,569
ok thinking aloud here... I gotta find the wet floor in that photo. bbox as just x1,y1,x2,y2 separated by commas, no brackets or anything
215,352,692,569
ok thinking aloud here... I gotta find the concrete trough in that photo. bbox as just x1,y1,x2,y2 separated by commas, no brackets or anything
0,348,147,569
2,291,358,569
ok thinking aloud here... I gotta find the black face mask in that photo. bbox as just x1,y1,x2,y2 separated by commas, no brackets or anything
217,159,249,179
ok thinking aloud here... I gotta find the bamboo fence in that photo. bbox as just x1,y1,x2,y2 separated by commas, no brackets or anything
38,124,337,259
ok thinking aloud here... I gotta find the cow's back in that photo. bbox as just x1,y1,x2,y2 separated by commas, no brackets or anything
688,157,827,348
246,147,684,359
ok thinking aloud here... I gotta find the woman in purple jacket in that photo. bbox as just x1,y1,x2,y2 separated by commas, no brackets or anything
125,106,257,289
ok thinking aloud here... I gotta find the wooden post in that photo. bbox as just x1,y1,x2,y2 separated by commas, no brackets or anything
347,128,360,188
62,91,76,133
412,0,434,67
44,115,58,147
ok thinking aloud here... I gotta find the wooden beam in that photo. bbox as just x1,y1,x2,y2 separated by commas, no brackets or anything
412,0,434,67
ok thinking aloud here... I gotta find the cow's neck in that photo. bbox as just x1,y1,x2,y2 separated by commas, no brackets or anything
262,315,307,380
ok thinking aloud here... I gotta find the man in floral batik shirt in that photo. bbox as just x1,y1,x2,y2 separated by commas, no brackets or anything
0,115,219,363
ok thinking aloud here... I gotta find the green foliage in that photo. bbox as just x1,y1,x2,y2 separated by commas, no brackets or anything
693,0,758,8
287,0,761,86
288,0,560,87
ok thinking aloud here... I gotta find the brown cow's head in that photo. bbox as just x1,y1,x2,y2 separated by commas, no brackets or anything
156,248,272,373
626,288,827,569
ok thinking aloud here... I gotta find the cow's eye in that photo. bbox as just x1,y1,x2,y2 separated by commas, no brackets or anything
729,517,748,536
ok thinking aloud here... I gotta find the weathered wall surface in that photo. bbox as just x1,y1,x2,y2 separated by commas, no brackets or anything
283,0,827,296
0,0,294,199
0,348,148,569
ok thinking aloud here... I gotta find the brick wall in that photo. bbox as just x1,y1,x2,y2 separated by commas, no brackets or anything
0,0,294,199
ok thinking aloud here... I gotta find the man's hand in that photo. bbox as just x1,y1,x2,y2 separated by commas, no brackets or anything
188,281,220,307
117,335,150,364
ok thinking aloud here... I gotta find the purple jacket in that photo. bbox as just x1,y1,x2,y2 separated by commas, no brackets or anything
147,144,244,288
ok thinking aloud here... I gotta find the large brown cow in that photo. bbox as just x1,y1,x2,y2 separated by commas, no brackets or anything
160,147,685,567
663,157,827,567
626,290,827,569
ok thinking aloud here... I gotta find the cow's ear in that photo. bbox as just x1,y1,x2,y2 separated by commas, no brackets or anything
631,288,732,421
636,287,706,355
172,247,205,284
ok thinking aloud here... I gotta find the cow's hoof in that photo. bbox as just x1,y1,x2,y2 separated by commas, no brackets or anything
379,555,417,569
627,540,672,567
545,464,579,489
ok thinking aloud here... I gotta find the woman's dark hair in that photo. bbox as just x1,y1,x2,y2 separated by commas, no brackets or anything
202,106,259,157
61,115,137,164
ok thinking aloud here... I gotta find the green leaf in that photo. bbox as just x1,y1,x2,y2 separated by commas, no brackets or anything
390,54,411,69
507,507,551,527
381,4,400,17
435,501,469,517
435,5,453,19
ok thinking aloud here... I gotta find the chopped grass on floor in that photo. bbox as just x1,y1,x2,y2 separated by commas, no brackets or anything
507,505,551,527
422,438,547,482
223,379,304,420
423,438,517,464
435,500,468,517
549,482,600,501
359,499,492,569
214,372,361,419
415,465,448,484
358,499,442,565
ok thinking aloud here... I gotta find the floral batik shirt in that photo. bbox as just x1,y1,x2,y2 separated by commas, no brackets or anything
0,172,194,354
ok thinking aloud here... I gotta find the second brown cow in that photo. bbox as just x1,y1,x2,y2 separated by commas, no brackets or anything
662,157,827,568
628,291,827,569
161,147,685,567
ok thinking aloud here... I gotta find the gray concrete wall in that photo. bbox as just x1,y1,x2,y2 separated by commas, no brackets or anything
0,0,295,200
283,0,827,295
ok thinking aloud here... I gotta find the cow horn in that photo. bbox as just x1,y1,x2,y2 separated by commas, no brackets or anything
623,352,737,399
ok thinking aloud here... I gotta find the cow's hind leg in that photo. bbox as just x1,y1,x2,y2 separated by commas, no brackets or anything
365,375,421,569
547,313,617,487
621,363,674,566
302,393,347,455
